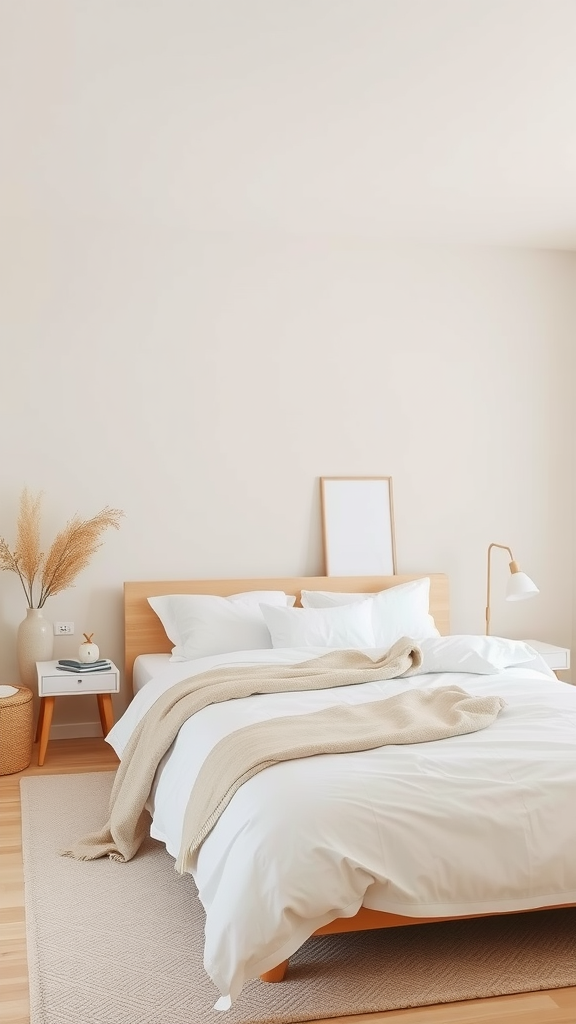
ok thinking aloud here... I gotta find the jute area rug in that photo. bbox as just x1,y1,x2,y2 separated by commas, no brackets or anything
21,772,576,1024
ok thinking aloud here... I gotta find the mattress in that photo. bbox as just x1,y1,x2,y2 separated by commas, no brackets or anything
109,646,576,1008
132,653,171,692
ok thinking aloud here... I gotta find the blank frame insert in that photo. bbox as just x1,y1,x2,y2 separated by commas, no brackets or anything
320,477,397,576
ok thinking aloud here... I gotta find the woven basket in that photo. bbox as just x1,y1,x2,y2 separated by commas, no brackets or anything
0,685,34,775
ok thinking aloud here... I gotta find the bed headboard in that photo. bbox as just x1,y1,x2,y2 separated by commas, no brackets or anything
124,574,449,693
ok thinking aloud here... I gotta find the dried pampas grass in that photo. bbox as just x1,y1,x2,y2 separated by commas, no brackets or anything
0,489,124,608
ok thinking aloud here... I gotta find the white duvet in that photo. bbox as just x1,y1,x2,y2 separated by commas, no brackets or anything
107,647,576,1008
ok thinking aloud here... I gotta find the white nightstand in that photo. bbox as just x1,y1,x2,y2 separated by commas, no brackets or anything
524,641,571,676
35,659,120,766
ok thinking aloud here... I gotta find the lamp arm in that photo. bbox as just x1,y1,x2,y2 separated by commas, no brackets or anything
486,543,514,636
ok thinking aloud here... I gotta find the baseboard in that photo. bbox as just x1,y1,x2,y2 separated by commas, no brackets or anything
49,722,103,739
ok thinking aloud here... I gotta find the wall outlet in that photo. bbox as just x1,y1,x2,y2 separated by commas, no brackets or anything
54,621,74,635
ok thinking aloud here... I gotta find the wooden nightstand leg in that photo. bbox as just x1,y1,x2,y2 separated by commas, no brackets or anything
96,693,115,737
37,697,55,766
35,697,45,743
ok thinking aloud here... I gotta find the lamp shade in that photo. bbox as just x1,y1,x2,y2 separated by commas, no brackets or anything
506,571,539,601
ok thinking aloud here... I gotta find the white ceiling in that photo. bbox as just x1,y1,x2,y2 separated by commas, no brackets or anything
3,0,576,248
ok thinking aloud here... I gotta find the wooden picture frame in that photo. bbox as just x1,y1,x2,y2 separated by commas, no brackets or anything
320,476,397,576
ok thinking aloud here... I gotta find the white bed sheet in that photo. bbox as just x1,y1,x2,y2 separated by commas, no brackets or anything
107,648,576,1008
132,653,171,692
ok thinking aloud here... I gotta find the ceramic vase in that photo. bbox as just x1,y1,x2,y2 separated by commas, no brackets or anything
17,608,53,688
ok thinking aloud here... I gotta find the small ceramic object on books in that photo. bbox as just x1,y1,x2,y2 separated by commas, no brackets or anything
78,633,100,663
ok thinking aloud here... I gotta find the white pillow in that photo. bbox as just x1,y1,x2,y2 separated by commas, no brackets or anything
148,591,293,662
301,590,368,608
413,635,539,675
301,578,439,648
260,600,376,650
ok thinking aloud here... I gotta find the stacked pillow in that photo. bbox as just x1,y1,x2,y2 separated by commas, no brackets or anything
259,599,376,650
299,578,439,647
148,591,295,662
148,578,438,661
147,579,540,673
412,635,539,674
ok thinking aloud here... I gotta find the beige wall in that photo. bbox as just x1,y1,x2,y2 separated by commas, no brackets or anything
568,254,576,686
0,235,573,733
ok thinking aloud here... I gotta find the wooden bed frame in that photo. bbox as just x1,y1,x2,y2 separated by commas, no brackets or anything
124,573,569,984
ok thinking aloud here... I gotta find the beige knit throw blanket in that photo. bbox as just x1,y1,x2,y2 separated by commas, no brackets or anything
62,640,420,864
61,639,502,869
176,683,505,871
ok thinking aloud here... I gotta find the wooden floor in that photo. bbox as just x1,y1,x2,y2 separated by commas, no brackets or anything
1,739,575,1024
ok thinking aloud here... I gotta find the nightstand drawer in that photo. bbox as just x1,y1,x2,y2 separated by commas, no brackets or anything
39,671,119,696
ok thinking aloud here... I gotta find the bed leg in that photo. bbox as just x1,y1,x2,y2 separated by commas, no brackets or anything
260,959,289,982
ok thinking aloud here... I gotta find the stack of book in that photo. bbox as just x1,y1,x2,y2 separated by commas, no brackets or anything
56,659,112,673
